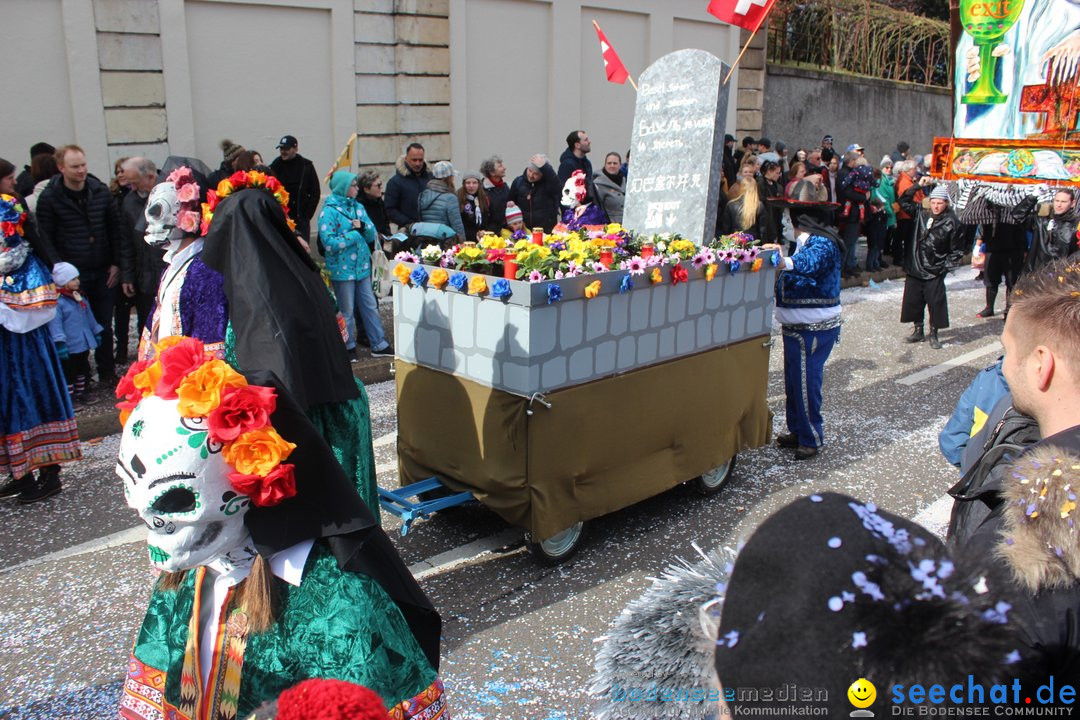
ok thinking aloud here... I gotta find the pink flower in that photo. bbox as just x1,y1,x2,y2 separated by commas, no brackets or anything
554,270,565,279
591,262,607,273
691,252,708,269
627,257,645,275
177,210,200,234
738,249,754,263
176,183,198,203
704,250,717,264
528,269,544,283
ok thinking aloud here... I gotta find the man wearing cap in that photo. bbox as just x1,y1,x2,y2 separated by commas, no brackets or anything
269,134,321,244
762,207,843,460
897,181,964,349
384,142,432,230
820,135,836,163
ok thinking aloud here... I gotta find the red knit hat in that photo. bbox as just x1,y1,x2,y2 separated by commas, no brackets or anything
272,678,389,720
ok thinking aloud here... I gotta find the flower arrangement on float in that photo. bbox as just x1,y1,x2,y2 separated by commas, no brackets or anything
391,223,779,301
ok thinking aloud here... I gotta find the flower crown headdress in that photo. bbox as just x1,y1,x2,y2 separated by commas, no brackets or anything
201,170,294,236
116,336,297,506
0,194,28,241
165,167,204,237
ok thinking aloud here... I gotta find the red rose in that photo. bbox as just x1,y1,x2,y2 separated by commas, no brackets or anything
207,384,277,444
228,463,296,507
116,359,149,402
229,171,249,188
265,176,282,193
671,264,689,285
205,189,219,211
155,338,207,399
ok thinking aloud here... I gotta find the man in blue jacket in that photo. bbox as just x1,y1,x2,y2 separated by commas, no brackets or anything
384,142,432,230
763,208,843,459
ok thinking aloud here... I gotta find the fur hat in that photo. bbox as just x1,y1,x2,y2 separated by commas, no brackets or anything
715,493,1028,716
51,261,79,287
505,202,523,224
220,139,245,165
930,184,950,202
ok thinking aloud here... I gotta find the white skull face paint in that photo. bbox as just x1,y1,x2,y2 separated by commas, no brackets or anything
144,182,184,251
560,172,586,208
116,396,251,572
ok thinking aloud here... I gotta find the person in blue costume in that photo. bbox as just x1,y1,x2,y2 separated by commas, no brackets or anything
762,206,843,460
115,354,444,720
0,189,81,503
319,171,392,358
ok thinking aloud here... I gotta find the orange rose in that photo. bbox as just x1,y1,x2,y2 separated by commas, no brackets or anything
650,268,663,285
584,280,601,299
216,179,235,196
393,263,412,286
176,359,247,417
154,336,186,355
468,275,488,295
705,264,717,282
430,268,449,289
132,361,163,397
224,427,297,477
751,258,763,273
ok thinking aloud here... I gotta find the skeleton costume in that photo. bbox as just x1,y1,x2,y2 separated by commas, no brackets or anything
116,351,445,720
135,173,380,521
560,170,608,231
0,193,80,494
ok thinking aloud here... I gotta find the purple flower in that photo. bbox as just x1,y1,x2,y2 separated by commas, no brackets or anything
491,278,512,299
511,229,528,241
547,284,562,304
409,266,429,287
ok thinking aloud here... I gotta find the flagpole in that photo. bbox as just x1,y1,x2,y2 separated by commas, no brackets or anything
592,19,637,92
723,27,759,85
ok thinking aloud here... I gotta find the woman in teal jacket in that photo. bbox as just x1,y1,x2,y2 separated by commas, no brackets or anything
319,171,392,357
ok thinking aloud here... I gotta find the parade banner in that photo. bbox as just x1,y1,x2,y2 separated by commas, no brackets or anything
934,0,1080,184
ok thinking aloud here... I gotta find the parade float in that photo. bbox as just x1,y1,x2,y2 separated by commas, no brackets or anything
381,50,775,563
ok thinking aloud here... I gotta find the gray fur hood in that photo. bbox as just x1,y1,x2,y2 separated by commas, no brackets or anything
395,154,430,178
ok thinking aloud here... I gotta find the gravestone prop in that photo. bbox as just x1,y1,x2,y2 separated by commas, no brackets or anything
622,49,731,245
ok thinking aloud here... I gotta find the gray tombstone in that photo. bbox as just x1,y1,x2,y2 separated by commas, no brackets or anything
622,49,730,245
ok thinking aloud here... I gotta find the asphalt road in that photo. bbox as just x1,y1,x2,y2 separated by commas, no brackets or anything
0,267,998,719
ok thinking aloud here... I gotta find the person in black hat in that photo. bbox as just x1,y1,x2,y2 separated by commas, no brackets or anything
269,134,321,245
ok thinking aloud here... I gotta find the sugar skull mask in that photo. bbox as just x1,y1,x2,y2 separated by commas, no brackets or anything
144,181,184,251
561,170,587,208
117,395,251,572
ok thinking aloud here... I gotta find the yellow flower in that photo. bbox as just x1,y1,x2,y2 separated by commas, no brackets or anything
479,235,507,250
605,223,623,235
224,427,296,477
751,258,763,272
705,263,717,282
651,268,663,285
216,179,234,196
513,239,529,252
468,275,488,295
430,268,449,289
176,359,247,418
393,263,412,286
247,171,268,187
585,280,601,299
133,361,163,398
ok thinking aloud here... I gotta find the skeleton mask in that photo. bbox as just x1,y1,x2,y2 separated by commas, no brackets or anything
561,171,587,208
144,182,185,251
116,395,252,572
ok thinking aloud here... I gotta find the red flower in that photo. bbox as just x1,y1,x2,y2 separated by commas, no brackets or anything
671,264,689,285
229,171,249,188
229,463,296,506
116,359,150,402
207,384,277,444
155,337,207,399
205,189,219,212
265,176,282,193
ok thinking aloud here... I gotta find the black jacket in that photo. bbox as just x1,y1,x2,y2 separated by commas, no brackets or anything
15,167,35,199
898,185,964,280
118,188,167,294
557,148,595,201
268,154,321,222
1010,194,1080,274
35,173,121,273
509,163,561,232
359,194,391,237
719,196,775,244
483,180,510,233
383,156,432,228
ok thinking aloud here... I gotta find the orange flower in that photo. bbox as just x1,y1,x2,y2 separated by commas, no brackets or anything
132,361,163,398
119,409,131,426
393,263,412,285
286,217,297,232
705,263,717,282
584,280,601,298
154,336,186,354
650,267,663,285
224,427,296,477
468,275,488,295
216,179,235,196
176,359,247,418
247,171,268,188
751,258,763,273
430,268,449,289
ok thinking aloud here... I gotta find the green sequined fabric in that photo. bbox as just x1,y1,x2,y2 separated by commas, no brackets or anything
224,324,380,523
133,540,437,717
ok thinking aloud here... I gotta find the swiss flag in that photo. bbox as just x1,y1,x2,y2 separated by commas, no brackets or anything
593,21,630,85
706,0,777,32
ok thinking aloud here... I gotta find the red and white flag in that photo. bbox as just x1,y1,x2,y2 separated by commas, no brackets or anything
706,0,777,33
592,21,630,84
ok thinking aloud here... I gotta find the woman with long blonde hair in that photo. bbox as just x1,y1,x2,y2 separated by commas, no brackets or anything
719,176,774,243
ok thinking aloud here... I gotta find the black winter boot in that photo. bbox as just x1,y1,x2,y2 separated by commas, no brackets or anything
0,474,33,498
905,324,925,343
928,327,943,350
976,287,997,318
18,465,62,504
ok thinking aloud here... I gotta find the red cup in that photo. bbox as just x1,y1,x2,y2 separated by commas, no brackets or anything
532,228,544,245
640,245,655,259
503,256,518,279
599,250,614,268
